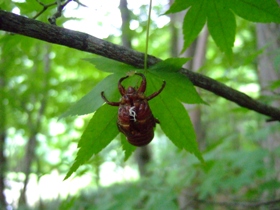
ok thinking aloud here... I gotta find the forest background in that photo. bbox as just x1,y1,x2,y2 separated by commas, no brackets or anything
1,0,280,209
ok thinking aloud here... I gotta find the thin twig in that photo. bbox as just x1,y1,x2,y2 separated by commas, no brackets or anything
73,0,87,8
47,0,86,25
34,0,86,24
48,0,73,25
33,1,57,20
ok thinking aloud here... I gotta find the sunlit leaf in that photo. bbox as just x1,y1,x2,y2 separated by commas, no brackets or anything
148,71,205,104
149,57,191,72
84,56,136,73
120,134,136,161
148,77,204,162
228,0,280,23
164,0,194,14
147,58,205,104
206,0,236,59
59,73,124,119
165,0,280,58
64,105,119,180
182,1,207,52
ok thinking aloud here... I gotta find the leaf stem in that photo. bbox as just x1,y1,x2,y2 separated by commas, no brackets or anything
144,0,153,71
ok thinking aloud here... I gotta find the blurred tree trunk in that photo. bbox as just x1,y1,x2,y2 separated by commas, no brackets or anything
169,1,208,208
0,55,7,209
178,28,208,210
18,44,51,205
181,28,208,149
119,0,152,177
256,23,280,105
256,21,280,197
119,0,132,49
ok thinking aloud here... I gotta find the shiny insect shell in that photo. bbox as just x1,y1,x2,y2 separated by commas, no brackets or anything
101,73,166,146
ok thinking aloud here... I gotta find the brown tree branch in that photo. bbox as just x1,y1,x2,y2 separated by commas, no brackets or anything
1,10,280,120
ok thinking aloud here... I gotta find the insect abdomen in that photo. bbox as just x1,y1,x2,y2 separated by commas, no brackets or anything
118,115,157,146
117,103,157,146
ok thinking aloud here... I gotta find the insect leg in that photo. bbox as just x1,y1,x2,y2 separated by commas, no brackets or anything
135,73,147,93
101,91,120,106
118,75,129,95
146,81,166,100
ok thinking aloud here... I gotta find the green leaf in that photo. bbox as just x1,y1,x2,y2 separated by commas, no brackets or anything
149,57,192,72
164,0,194,14
63,58,205,170
120,134,136,161
84,56,136,73
147,58,206,104
148,77,204,162
228,0,280,23
206,0,236,58
60,56,145,119
64,105,119,180
182,1,207,52
166,0,280,59
148,72,205,104
59,73,123,119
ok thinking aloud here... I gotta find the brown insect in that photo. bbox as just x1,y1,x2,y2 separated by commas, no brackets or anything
101,73,166,146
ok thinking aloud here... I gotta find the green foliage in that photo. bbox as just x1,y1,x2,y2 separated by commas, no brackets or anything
120,134,136,161
64,105,119,180
166,0,280,57
148,58,206,104
207,0,236,59
57,180,179,210
2,1,280,209
181,1,207,54
60,73,121,118
147,76,202,161
37,133,280,210
0,16,103,191
228,0,280,22
63,57,205,179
